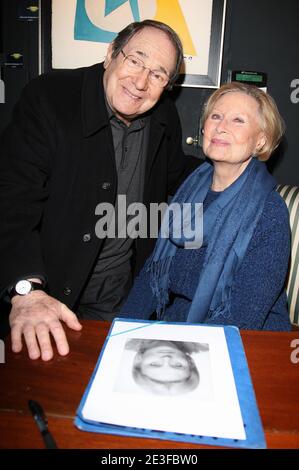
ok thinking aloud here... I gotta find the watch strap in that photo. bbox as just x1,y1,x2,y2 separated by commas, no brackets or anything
8,280,45,300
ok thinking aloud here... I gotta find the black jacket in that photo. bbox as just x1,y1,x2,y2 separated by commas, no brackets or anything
0,63,200,309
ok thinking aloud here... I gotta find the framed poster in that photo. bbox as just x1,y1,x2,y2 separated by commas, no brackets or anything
40,0,227,88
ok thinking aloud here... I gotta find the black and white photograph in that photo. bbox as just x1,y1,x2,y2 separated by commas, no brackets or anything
114,338,211,396
80,320,246,440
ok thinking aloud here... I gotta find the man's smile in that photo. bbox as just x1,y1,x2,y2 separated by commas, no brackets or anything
122,86,142,100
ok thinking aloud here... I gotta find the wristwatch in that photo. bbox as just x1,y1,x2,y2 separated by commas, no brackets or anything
9,280,45,299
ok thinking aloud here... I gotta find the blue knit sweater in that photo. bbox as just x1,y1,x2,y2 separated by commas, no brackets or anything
120,190,291,331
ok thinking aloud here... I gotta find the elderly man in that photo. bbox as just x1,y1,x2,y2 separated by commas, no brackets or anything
0,20,200,361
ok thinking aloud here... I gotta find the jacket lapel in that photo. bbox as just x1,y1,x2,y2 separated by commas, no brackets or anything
145,119,165,179
81,63,108,137
144,95,169,180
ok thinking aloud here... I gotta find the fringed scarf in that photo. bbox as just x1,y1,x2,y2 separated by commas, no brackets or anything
147,158,276,323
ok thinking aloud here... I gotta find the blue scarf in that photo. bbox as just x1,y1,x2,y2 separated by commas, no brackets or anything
147,158,276,323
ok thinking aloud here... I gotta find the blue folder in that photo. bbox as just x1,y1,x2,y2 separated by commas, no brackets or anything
75,319,266,449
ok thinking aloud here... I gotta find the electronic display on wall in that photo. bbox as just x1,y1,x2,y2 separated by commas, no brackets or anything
228,70,267,92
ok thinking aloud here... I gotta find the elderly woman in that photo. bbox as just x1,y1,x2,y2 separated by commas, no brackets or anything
120,82,291,330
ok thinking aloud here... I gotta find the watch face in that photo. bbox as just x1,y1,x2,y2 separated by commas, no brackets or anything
15,280,32,295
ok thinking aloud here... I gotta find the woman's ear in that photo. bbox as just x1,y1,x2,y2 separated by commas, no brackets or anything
256,132,267,153
103,43,114,69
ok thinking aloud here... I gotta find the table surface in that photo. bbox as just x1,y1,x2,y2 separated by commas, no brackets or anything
0,320,298,449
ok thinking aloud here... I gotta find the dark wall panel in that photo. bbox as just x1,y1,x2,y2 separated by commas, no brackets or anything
0,0,38,134
226,0,299,184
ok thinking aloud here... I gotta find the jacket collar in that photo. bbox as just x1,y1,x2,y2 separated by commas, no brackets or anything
81,63,109,137
81,62,171,137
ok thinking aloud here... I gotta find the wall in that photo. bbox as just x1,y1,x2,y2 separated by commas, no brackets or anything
0,0,38,134
225,0,298,184
0,0,298,185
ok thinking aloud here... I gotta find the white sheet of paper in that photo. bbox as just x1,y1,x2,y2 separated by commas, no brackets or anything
0,69,5,104
81,321,246,440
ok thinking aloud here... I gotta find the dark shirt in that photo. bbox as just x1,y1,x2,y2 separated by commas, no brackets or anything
77,103,149,320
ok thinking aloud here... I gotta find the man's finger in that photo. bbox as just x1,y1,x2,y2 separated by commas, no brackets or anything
35,322,54,361
60,304,82,331
10,324,23,353
23,324,41,360
50,321,70,356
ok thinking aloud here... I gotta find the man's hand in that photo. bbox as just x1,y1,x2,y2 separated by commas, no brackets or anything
9,291,82,361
